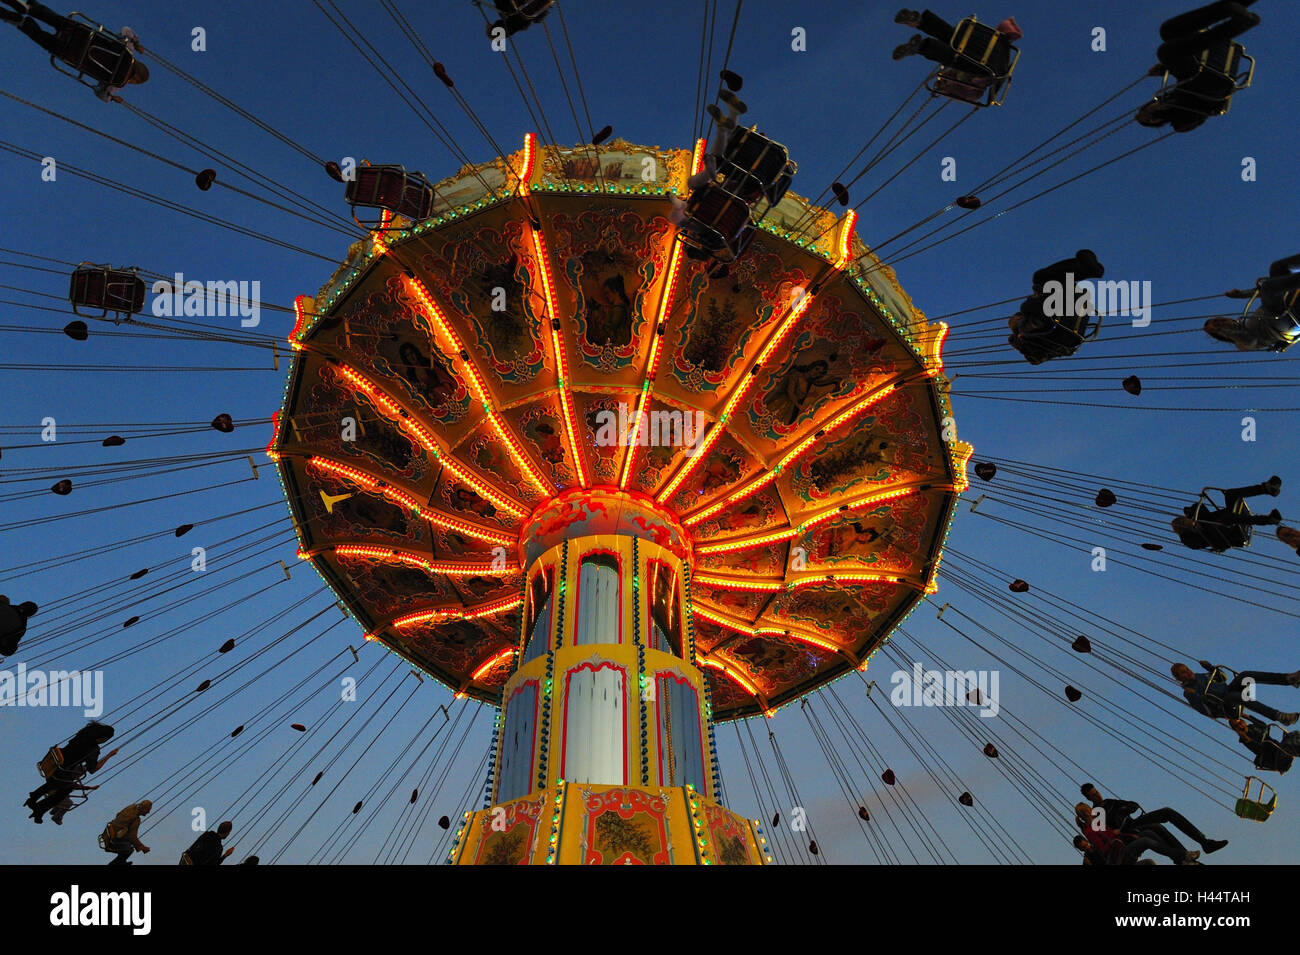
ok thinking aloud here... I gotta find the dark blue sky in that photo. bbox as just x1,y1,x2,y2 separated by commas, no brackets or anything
1,0,1297,865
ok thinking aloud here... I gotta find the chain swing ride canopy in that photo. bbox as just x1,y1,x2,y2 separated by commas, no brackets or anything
271,135,969,719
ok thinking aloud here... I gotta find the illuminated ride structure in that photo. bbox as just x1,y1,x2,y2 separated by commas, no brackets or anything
269,136,970,865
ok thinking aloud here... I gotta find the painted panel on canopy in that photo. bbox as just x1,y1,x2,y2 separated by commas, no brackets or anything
449,418,546,508
658,237,813,406
330,554,464,616
288,359,432,486
536,141,691,192
691,590,776,633
548,203,670,376
314,277,477,438
403,618,510,678
298,473,430,551
717,631,838,696
411,214,548,393
580,391,639,486
498,395,577,490
662,428,760,516
795,488,946,577
694,539,789,581
430,473,520,533
779,385,944,511
761,580,903,642
703,670,753,715
736,284,906,453
688,485,788,543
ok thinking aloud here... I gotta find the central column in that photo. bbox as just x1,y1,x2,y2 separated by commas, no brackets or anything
448,488,771,865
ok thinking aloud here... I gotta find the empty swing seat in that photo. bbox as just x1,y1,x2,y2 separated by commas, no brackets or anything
1233,776,1276,822
717,129,792,205
345,165,436,226
69,264,146,318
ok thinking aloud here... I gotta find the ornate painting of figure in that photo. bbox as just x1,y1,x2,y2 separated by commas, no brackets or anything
582,270,634,349
391,339,458,410
810,433,892,492
681,295,744,374
474,252,533,362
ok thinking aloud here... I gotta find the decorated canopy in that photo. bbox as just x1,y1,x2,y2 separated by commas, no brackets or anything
270,136,970,720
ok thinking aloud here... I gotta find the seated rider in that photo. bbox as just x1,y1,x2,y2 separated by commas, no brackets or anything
1171,661,1300,725
1008,249,1104,362
1204,252,1300,352
0,2,148,102
1135,1,1259,132
26,721,117,823
0,595,38,656
183,820,235,865
1170,476,1282,551
101,800,151,865
1080,783,1226,859
1229,716,1299,773
892,9,1022,78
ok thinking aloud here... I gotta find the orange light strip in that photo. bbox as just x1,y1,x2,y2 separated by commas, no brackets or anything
529,222,589,488
692,573,784,593
658,212,858,504
949,440,973,493
306,456,514,546
698,657,764,700
693,604,845,656
696,483,926,555
370,234,554,496
517,132,537,194
266,410,283,461
683,379,904,527
289,294,312,345
470,647,517,681
391,595,523,630
320,543,516,576
619,240,685,489
334,363,527,518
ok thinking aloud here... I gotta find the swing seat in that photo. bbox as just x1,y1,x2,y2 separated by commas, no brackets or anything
49,15,137,89
1157,42,1254,118
716,129,792,206
69,264,146,319
925,17,1020,108
489,0,553,35
679,184,752,262
345,164,435,229
1234,776,1276,821
1249,721,1294,775
1240,290,1300,354
1185,490,1253,551
37,746,65,780
1011,310,1101,364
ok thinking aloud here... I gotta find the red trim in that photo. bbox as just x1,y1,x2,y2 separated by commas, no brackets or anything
559,661,629,786
498,679,540,802
572,549,623,646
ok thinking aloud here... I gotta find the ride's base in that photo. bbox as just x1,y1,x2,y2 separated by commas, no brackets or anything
448,783,771,865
